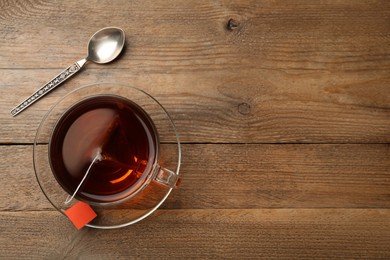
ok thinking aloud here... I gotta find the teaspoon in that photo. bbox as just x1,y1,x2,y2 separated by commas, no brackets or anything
11,27,125,116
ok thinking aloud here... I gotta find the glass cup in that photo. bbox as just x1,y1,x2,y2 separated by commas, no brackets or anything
34,83,181,229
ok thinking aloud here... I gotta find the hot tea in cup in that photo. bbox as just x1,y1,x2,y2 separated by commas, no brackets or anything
49,95,159,204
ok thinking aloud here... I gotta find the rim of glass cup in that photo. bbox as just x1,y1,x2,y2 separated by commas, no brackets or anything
33,82,181,229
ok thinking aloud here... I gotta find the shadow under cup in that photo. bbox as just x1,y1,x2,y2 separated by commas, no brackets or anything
34,83,181,229
49,95,159,205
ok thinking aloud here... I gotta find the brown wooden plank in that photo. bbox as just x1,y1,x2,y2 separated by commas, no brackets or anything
2,144,388,211
1,69,389,143
0,0,389,72
0,209,389,259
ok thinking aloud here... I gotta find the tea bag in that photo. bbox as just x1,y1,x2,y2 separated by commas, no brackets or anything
64,108,122,204
62,108,121,176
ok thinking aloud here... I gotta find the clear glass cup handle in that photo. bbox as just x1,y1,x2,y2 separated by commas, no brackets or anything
154,165,180,188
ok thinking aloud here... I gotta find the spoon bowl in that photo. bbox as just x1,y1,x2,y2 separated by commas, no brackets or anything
11,27,126,117
88,27,125,64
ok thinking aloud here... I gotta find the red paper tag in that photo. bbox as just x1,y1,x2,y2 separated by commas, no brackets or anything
64,201,97,230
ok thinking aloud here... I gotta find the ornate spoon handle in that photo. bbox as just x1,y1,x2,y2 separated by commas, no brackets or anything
10,59,87,117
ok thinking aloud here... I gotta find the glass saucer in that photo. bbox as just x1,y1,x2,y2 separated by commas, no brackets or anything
33,83,181,229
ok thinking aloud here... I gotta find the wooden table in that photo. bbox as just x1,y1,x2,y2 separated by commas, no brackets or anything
1,0,389,258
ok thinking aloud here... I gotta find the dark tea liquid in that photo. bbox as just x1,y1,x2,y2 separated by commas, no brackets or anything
49,95,158,204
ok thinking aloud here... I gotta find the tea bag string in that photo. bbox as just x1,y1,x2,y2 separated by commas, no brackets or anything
64,148,103,204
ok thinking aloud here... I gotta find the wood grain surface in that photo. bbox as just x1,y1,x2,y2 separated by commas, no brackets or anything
1,209,389,259
2,144,389,211
2,69,389,144
0,0,389,259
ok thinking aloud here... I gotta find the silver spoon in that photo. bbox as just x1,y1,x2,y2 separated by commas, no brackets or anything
10,27,125,117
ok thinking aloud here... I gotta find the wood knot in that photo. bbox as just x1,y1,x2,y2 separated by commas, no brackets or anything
227,18,239,30
238,102,251,115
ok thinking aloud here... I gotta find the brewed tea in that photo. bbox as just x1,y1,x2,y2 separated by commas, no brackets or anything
49,95,158,204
